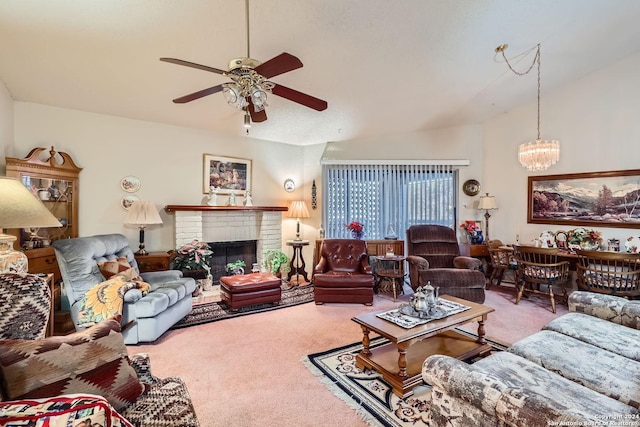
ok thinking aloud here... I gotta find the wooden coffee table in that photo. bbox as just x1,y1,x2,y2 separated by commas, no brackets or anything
351,295,494,398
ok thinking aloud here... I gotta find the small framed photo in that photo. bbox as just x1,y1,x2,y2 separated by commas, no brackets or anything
203,154,252,195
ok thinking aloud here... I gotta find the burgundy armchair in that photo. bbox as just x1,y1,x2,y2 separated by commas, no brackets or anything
406,225,486,303
313,239,375,305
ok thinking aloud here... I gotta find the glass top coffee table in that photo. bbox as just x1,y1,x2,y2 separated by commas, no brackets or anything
351,295,494,398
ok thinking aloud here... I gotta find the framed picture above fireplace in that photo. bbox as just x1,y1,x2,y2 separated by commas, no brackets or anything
203,154,252,194
528,169,640,229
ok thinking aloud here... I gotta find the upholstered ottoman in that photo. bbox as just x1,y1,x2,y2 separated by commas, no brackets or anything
220,273,282,311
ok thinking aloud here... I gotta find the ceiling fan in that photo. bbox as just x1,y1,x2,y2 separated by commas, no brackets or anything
160,0,327,126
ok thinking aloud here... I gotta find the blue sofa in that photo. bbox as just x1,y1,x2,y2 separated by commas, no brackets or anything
53,234,196,344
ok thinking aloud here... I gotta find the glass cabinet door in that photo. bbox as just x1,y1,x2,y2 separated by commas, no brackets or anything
18,175,76,248
5,146,82,250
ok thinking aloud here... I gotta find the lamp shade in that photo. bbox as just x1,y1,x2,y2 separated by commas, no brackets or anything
477,194,498,210
123,200,163,226
0,177,61,273
0,177,62,229
287,201,310,219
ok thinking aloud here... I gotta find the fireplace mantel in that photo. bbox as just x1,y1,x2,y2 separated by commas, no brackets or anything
165,205,288,213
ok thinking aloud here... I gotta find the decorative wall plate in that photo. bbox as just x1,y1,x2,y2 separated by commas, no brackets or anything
462,179,480,196
120,176,141,193
625,236,640,253
121,194,139,210
284,178,295,192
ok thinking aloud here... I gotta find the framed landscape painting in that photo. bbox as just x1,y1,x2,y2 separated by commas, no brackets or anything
528,169,640,229
202,154,252,194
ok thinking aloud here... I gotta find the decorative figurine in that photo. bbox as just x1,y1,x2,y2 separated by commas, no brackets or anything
207,186,219,206
243,190,253,206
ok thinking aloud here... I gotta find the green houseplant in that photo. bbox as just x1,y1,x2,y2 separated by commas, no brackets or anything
225,259,246,275
262,249,290,276
172,239,213,280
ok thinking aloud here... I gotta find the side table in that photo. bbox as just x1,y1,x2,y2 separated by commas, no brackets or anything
286,240,309,285
135,251,175,273
374,255,406,301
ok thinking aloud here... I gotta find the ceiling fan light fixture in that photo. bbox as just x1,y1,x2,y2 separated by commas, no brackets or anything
222,84,246,109
243,110,251,128
251,88,268,110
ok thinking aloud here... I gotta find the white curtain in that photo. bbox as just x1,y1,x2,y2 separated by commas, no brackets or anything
322,163,458,239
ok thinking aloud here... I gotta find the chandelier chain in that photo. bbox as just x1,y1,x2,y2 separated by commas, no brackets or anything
499,44,543,140
537,45,541,140
497,43,559,171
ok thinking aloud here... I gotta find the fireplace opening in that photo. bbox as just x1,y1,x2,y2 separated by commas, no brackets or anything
207,240,257,285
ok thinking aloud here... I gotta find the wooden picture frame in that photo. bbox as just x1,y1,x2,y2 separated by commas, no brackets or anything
528,169,640,229
203,154,252,194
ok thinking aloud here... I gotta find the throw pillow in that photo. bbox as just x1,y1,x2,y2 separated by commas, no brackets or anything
0,394,133,427
97,256,139,281
0,317,145,411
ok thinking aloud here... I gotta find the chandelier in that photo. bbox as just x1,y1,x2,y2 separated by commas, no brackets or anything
496,44,560,171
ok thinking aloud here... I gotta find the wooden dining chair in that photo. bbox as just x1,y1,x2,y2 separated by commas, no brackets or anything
487,247,517,289
513,245,570,313
576,249,640,298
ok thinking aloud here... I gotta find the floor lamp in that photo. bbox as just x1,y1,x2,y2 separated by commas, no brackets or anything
477,193,498,241
0,177,62,273
123,200,163,256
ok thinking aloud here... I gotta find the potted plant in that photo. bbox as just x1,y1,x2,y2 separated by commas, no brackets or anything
225,259,246,275
262,249,290,276
172,240,214,287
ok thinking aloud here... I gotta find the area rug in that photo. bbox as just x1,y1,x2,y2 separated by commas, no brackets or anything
171,284,315,329
302,329,507,427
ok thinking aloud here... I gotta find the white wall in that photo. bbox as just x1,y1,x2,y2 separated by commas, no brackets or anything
12,103,306,252
484,49,640,247
0,79,13,174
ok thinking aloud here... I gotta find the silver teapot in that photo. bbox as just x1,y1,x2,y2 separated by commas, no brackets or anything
410,281,439,314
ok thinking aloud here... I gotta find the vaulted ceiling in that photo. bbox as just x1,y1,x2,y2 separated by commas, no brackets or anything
1,0,640,145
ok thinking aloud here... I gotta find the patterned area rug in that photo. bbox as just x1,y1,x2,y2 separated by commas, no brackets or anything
302,329,507,427
171,284,315,329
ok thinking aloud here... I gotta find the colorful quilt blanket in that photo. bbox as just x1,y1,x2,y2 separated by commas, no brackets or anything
77,275,150,327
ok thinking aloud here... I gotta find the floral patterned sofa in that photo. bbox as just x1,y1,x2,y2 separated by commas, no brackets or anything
422,291,640,426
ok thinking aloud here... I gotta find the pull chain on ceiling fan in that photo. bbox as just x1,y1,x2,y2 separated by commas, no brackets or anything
159,0,327,128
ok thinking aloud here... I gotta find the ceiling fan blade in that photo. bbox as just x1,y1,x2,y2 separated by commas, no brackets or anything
173,85,225,103
254,52,303,79
248,98,268,122
271,84,328,111
160,58,228,76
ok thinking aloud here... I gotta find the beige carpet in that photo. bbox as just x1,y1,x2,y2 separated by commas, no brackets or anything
129,284,568,427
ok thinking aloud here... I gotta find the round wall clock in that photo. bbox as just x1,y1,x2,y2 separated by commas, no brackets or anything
284,178,295,192
462,179,481,196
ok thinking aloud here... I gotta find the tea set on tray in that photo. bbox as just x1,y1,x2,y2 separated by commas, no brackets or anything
400,282,446,319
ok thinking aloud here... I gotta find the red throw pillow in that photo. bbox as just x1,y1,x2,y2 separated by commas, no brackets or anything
97,256,139,280
0,317,145,411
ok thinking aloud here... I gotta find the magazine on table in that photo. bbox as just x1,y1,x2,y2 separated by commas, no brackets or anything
377,298,471,329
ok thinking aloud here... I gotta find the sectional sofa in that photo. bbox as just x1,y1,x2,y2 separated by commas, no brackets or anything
422,291,640,426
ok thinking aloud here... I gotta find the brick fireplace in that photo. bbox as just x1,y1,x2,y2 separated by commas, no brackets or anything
165,205,287,270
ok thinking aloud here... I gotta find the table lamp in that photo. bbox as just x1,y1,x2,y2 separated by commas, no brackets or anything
288,200,310,241
477,193,498,241
123,200,163,256
0,177,62,273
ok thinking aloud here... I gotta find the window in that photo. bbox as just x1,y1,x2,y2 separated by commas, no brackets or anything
322,163,458,239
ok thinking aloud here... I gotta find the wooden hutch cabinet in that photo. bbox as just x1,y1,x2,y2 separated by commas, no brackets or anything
5,146,82,335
